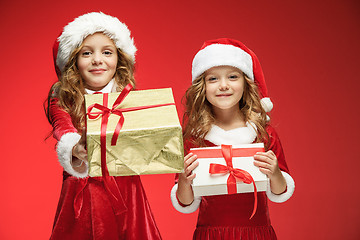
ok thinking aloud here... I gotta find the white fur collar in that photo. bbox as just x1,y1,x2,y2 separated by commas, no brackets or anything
85,79,115,94
205,121,257,145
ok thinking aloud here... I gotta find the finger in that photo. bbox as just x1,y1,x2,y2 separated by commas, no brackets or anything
254,152,270,161
72,144,80,158
76,151,87,161
184,161,199,177
187,172,196,181
254,154,273,164
254,160,272,170
184,152,194,161
255,151,273,158
258,167,272,176
267,150,276,158
77,145,88,157
184,168,192,176
184,154,198,167
258,151,277,160
186,160,199,172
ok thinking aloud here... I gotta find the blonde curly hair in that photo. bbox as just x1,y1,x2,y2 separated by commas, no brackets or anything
45,39,135,131
183,72,269,148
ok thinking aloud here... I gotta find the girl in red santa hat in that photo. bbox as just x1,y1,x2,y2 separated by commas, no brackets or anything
45,12,162,240
170,38,295,239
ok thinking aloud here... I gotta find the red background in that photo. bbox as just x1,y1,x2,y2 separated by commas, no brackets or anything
1,0,359,239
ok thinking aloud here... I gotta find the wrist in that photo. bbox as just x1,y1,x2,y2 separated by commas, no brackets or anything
176,185,195,206
269,168,283,181
176,191,194,207
269,172,287,194
178,174,192,187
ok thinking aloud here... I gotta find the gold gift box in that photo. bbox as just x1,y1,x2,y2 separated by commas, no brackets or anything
84,88,184,177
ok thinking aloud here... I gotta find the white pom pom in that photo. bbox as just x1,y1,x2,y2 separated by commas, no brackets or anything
261,97,273,112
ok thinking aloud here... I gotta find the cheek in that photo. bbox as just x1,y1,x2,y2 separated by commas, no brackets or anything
233,84,244,97
204,86,212,101
205,83,216,95
109,57,118,71
238,86,244,96
237,90,244,101
205,92,210,103
205,87,216,106
77,58,88,74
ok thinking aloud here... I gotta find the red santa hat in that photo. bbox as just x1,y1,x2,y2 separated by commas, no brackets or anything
53,12,136,76
192,38,273,112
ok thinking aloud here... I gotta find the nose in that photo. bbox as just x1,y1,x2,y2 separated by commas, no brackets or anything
219,78,229,90
91,52,103,65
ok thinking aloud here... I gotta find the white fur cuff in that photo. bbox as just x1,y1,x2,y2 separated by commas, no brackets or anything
266,171,295,203
56,132,89,178
170,184,201,214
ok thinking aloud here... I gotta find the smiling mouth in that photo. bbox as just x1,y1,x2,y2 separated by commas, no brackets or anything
89,69,106,74
216,94,232,97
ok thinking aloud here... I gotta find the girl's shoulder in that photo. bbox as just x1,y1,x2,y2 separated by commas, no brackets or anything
49,96,59,104
265,124,278,138
48,97,71,123
48,97,64,113
265,124,289,172
264,124,283,150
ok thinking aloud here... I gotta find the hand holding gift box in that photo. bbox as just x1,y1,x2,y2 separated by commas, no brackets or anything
190,143,267,219
85,84,184,177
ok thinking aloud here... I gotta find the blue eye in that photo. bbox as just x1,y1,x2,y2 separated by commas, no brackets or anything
103,50,113,56
82,51,91,56
207,77,217,82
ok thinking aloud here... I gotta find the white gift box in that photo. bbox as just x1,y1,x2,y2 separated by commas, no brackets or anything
191,143,268,197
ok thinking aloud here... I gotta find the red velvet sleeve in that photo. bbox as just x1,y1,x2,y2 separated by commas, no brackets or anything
49,98,78,141
265,125,290,174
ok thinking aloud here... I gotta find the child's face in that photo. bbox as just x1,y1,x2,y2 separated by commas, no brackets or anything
204,65,245,113
77,33,118,91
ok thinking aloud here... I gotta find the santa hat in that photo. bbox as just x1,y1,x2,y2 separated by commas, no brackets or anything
53,12,136,75
192,38,273,112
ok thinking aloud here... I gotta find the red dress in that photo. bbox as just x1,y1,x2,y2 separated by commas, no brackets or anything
175,125,292,240
194,192,276,239
49,98,162,240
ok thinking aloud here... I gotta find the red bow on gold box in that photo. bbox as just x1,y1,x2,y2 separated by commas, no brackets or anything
84,84,184,177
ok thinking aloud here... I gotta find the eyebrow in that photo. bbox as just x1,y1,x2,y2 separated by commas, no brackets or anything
103,45,116,49
81,44,116,49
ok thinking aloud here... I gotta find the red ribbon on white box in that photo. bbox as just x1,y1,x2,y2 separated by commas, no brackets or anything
191,144,264,219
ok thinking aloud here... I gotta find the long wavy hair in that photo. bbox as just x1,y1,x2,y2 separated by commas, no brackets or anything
45,39,136,132
183,72,269,148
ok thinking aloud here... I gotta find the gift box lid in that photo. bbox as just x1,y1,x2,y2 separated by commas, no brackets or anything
84,88,181,133
191,143,267,188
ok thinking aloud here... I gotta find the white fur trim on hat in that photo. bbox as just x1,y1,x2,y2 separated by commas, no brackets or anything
170,184,201,213
266,171,295,203
260,97,273,112
57,12,136,72
56,132,88,178
192,44,253,81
